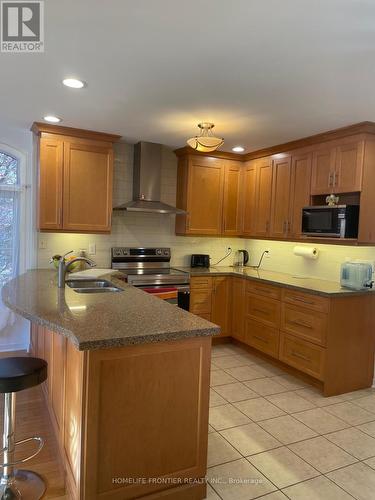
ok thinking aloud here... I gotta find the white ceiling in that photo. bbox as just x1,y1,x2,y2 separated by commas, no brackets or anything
1,0,375,152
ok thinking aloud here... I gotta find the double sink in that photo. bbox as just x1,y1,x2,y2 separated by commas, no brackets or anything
66,279,122,294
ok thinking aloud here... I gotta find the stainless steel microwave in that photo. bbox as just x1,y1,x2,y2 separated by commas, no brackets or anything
302,205,360,238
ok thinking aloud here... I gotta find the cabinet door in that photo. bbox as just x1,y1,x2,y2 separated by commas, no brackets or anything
334,141,364,193
51,331,66,441
63,140,113,232
358,142,375,243
270,156,291,238
232,278,245,341
242,161,257,237
186,157,224,234
254,158,273,236
311,147,336,195
289,153,312,238
222,161,243,235
39,137,63,230
211,277,230,337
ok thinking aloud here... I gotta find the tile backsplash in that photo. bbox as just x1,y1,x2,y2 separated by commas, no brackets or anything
37,142,375,281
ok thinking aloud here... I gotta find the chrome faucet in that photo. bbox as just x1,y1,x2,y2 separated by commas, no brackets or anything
57,251,96,288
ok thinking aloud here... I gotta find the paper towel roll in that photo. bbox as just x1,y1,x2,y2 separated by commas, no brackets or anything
293,246,319,260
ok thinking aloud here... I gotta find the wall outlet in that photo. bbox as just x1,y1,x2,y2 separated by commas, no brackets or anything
39,238,47,250
88,243,96,255
265,248,271,258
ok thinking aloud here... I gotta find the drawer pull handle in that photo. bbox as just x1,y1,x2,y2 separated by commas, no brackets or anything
291,297,314,305
291,350,311,362
290,320,313,329
253,335,268,344
255,287,271,294
253,308,269,315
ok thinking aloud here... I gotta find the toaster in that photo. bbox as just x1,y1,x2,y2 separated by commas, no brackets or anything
191,254,210,268
340,261,374,290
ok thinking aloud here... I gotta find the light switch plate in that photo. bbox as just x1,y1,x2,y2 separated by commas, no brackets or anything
39,238,47,250
88,243,96,255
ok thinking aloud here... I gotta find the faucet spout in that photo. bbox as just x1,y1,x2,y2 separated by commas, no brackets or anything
57,257,96,288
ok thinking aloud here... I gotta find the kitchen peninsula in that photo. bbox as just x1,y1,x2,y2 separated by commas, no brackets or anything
2,270,219,500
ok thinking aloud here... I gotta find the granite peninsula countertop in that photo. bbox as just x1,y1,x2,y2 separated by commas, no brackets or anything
2,270,220,350
176,266,375,297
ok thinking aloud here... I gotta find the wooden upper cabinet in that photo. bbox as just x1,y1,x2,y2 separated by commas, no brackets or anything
63,140,113,232
289,153,312,238
38,138,63,230
33,123,120,233
270,155,291,238
335,141,364,193
222,160,243,235
311,146,336,195
242,160,257,237
254,157,273,237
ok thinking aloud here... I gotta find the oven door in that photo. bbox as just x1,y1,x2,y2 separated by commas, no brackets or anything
302,207,340,236
141,285,190,310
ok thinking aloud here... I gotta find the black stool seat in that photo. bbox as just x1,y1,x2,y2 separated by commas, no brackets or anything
0,357,47,393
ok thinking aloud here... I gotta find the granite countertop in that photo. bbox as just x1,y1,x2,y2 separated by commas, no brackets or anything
176,266,375,297
2,270,220,351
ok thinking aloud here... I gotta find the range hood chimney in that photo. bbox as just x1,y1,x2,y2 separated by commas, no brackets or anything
113,141,186,214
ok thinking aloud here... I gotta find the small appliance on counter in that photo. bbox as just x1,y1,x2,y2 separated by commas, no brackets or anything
340,261,374,290
233,249,249,267
191,254,210,268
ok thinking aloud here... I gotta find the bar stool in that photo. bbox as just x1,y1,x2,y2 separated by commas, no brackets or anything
0,357,47,499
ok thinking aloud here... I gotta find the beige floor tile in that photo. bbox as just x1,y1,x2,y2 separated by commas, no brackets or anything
292,407,349,434
207,458,276,500
282,475,353,499
210,369,238,387
208,424,215,433
294,387,345,407
224,365,267,382
340,387,375,401
248,447,319,489
266,392,315,413
209,403,251,431
210,389,227,408
211,345,241,358
270,375,308,391
234,351,266,365
250,363,285,377
353,394,375,413
220,422,281,456
289,436,357,473
245,378,289,396
258,415,317,444
205,483,221,499
212,355,252,369
365,456,375,470
235,397,285,422
357,420,375,437
324,401,375,425
210,363,220,372
258,493,288,500
325,427,375,460
207,433,241,467
327,462,375,500
214,382,258,403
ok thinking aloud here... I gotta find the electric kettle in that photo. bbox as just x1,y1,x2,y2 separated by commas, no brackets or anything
233,250,249,267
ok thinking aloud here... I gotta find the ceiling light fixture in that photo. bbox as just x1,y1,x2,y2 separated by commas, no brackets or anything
62,78,86,89
43,115,62,123
232,146,245,153
187,122,224,152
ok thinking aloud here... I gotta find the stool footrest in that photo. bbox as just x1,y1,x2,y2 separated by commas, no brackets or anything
0,436,44,468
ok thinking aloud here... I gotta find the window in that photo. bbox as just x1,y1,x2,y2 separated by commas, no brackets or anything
0,150,22,288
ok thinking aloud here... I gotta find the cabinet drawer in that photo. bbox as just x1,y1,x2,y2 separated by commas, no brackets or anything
246,294,281,328
245,318,279,358
190,276,213,290
190,290,212,314
281,304,327,346
246,281,281,300
279,333,325,381
282,289,329,313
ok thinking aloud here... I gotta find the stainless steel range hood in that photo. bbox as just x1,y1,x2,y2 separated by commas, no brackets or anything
113,141,186,214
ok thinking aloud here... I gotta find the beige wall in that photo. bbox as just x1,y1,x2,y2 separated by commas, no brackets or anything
37,142,375,282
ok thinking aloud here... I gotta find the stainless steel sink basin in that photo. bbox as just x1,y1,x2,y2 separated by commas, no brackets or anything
66,279,122,293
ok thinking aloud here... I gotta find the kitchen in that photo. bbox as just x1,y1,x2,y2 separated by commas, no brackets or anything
2,2,375,500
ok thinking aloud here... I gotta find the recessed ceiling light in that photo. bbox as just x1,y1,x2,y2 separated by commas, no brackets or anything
62,78,86,89
232,146,245,153
43,115,62,123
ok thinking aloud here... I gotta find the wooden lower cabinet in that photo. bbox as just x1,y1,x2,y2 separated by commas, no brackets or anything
245,318,279,358
279,332,325,381
30,325,211,499
231,278,246,341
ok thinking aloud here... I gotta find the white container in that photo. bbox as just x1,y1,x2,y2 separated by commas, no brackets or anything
340,262,373,290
